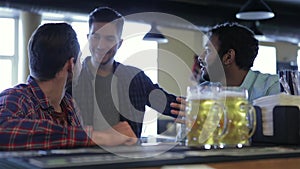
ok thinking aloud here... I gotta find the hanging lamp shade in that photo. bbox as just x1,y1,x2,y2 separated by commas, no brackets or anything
143,23,168,43
236,0,275,20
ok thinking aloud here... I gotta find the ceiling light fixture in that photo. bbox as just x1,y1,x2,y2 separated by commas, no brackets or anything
143,23,168,43
236,0,275,20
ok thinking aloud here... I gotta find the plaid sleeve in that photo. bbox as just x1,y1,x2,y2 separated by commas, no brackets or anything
0,94,91,150
0,115,91,150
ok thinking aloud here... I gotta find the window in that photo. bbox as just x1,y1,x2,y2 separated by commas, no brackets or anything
0,18,15,56
252,45,277,74
0,17,18,92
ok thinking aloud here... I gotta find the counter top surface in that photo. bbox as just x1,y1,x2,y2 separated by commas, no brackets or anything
2,143,300,169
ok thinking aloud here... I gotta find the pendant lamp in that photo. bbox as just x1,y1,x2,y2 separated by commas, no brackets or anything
143,23,168,43
236,0,275,20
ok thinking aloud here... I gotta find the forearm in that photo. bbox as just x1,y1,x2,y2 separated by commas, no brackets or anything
90,122,138,146
0,119,91,150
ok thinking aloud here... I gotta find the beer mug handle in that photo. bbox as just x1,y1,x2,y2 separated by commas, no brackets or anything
212,102,228,137
219,103,228,137
247,105,257,138
197,102,228,143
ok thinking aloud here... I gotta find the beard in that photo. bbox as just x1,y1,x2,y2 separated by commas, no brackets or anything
99,55,114,66
205,59,225,83
91,48,116,67
201,68,210,82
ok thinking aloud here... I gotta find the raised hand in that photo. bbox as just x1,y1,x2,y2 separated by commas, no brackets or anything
170,97,187,124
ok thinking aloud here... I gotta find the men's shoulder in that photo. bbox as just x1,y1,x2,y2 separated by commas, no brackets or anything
0,84,28,97
115,62,144,76
116,62,141,71
248,70,281,99
0,85,29,107
80,56,92,72
253,70,279,82
251,70,280,93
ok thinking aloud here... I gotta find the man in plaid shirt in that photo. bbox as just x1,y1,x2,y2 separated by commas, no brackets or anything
0,23,137,150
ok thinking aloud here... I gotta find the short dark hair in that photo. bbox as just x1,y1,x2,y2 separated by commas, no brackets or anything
28,23,80,81
88,6,124,38
208,22,259,70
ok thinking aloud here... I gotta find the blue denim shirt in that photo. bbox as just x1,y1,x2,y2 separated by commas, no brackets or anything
200,70,280,102
240,70,280,102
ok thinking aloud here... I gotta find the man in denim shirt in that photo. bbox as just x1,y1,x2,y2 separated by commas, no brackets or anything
200,22,280,102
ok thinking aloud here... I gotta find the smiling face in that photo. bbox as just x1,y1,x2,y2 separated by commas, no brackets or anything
88,22,122,66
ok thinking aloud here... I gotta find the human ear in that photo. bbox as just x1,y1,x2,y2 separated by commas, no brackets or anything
67,58,75,72
223,49,235,65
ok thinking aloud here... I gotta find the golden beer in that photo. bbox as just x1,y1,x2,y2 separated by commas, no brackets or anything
219,89,256,147
186,97,225,147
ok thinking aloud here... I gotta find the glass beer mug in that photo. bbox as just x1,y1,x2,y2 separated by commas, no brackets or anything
185,83,227,148
218,87,256,148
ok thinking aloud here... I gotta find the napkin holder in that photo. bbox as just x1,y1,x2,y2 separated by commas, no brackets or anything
252,105,300,145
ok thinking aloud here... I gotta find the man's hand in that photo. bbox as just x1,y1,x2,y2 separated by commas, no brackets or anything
170,97,187,124
91,121,137,146
112,121,138,145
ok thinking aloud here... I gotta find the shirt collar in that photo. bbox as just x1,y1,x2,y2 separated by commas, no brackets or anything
27,76,52,110
240,70,255,89
27,76,75,115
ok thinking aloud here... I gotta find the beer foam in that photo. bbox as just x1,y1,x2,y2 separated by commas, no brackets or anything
187,92,216,100
219,91,245,97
